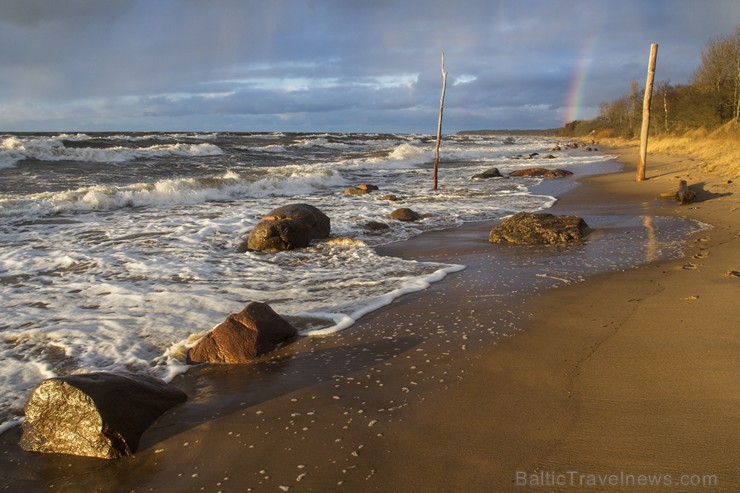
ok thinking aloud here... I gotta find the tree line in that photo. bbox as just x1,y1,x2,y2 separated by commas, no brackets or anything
560,25,739,138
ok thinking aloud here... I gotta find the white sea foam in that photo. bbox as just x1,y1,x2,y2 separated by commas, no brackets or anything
303,263,466,335
0,132,635,431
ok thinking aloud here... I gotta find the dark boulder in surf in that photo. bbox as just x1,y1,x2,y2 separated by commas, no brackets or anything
488,212,589,245
471,167,503,179
187,302,297,364
241,203,330,253
20,372,186,459
390,208,421,222
509,167,573,179
364,220,390,232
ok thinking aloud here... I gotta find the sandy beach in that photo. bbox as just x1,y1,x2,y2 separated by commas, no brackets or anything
1,146,738,492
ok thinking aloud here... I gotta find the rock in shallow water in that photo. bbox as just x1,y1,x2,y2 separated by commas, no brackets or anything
488,212,589,245
241,203,330,253
390,208,421,221
20,372,187,459
471,167,503,179
187,302,298,364
509,167,573,179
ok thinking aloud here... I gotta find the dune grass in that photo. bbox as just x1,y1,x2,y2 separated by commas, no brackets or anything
596,121,740,178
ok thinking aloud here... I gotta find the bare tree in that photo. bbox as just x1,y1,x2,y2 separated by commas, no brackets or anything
692,25,740,122
628,79,642,136
656,80,672,133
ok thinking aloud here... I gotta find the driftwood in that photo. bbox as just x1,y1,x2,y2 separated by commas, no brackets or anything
432,52,448,190
662,180,696,204
676,180,696,204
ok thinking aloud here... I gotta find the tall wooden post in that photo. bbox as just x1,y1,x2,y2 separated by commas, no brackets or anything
433,52,448,190
637,43,658,182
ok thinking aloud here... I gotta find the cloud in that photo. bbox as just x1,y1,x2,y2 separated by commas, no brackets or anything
0,0,738,131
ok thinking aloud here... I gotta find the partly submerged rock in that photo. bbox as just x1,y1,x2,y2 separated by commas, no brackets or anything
509,167,573,179
20,372,187,459
187,302,297,364
344,184,379,196
390,208,421,222
364,220,390,231
242,203,330,253
472,167,503,179
488,212,589,245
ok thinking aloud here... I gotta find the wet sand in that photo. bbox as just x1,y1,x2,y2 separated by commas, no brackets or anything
1,147,738,492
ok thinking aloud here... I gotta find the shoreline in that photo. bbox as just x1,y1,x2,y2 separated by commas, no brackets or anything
1,146,737,491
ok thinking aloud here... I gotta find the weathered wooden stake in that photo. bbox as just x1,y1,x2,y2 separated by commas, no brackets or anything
433,52,448,190
637,43,658,182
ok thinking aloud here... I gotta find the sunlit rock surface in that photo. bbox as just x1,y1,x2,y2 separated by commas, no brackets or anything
20,372,187,459
489,212,589,245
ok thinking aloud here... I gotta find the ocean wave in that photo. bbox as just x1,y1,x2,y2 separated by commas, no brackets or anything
0,169,347,216
99,132,221,142
0,135,223,167
385,142,432,166
302,263,466,335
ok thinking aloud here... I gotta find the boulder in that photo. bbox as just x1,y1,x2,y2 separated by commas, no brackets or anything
20,372,187,459
243,204,330,253
187,302,297,364
381,194,401,202
364,221,390,231
344,187,370,196
472,167,503,180
489,212,589,245
390,208,421,222
509,167,573,179
344,184,379,196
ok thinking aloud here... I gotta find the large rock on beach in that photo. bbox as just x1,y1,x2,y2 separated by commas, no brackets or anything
243,203,330,253
510,167,573,179
472,167,503,179
187,302,297,364
20,372,187,459
390,208,421,222
488,212,589,245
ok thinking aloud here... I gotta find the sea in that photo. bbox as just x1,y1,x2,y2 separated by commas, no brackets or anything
0,131,695,430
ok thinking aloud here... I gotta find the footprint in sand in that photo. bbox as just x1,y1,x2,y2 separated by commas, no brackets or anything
683,263,699,270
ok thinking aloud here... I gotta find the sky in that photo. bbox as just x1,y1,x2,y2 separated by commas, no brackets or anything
0,0,737,133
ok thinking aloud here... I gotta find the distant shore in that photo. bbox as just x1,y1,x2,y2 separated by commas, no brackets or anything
1,144,737,492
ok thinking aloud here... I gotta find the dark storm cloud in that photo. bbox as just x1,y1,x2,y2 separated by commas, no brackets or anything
0,0,737,131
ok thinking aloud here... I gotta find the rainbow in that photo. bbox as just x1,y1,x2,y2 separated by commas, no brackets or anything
563,35,596,124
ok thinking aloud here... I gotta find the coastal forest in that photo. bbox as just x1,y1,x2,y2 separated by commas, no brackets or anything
561,25,739,138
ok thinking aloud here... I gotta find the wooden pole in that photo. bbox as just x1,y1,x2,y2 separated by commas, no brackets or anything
637,43,658,181
433,52,448,190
